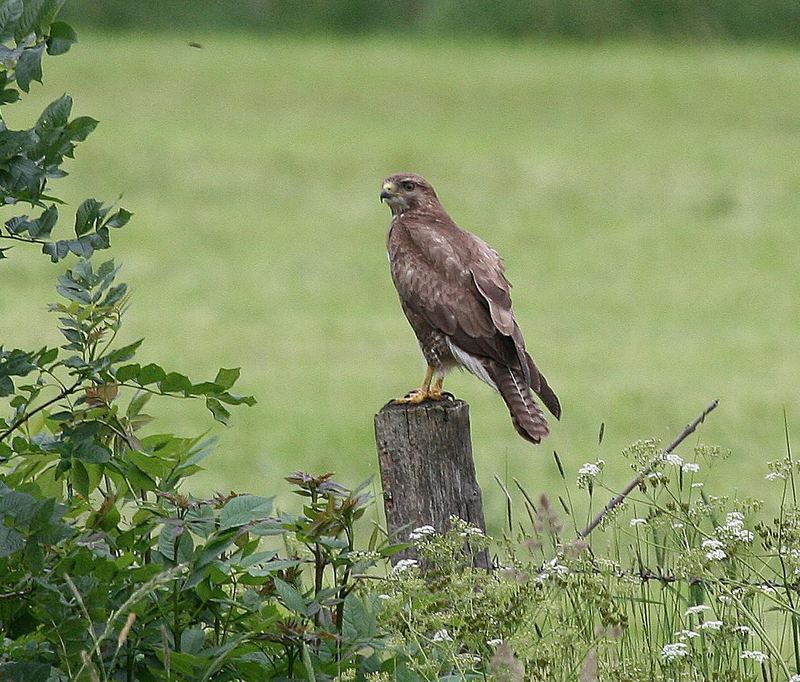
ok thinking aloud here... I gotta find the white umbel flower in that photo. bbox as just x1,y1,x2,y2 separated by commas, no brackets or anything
740,650,767,663
432,629,452,642
409,525,436,540
661,642,690,660
391,559,418,575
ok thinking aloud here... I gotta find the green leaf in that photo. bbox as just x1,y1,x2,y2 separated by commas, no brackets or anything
65,115,98,143
15,0,63,40
104,208,132,229
0,0,23,41
115,363,140,382
136,363,166,386
219,495,273,531
105,339,143,365
159,372,192,394
180,628,205,655
74,198,101,237
71,458,89,497
46,20,76,55
37,94,72,129
0,661,52,682
41,239,69,262
273,578,308,616
28,204,58,239
0,525,24,557
206,397,230,425
214,367,240,390
73,439,111,464
14,43,44,92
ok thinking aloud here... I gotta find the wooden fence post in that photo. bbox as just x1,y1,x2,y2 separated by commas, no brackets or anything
374,398,489,568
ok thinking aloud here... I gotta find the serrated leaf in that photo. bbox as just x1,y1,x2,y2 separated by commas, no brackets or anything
219,495,273,531
14,43,44,92
206,397,230,425
0,0,23,41
37,94,72,129
180,628,205,655
15,0,62,40
28,204,57,239
115,363,140,382
273,578,308,616
71,458,89,497
65,115,97,142
136,363,166,386
214,367,240,390
159,372,192,394
72,439,111,464
46,20,75,55
41,239,69,262
105,339,143,365
104,208,132,229
74,198,101,237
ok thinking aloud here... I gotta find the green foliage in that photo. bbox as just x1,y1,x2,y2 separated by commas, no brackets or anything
0,1,123,263
59,0,800,42
372,446,800,681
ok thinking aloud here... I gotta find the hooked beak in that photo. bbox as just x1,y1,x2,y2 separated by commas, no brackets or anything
380,182,396,203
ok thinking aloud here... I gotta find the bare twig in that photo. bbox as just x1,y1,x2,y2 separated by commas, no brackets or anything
0,380,82,443
578,399,719,538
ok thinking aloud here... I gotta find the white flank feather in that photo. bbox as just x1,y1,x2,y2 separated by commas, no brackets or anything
446,339,498,391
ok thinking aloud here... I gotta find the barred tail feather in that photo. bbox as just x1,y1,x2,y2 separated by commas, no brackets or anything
526,353,561,419
486,362,550,445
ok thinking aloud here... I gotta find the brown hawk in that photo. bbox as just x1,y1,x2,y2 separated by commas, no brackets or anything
381,173,561,444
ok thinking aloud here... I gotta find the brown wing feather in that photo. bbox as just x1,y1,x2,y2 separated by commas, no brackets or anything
388,207,561,428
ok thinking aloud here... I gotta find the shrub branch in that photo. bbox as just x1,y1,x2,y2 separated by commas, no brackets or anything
578,399,720,538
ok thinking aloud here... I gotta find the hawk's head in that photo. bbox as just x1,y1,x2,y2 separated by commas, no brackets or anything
380,173,438,215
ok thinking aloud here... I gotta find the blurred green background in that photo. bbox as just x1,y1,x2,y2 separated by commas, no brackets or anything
2,4,799,533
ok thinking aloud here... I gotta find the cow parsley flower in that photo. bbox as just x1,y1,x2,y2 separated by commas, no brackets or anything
765,471,786,481
697,620,723,630
664,453,684,467
740,650,767,663
630,518,647,527
706,548,727,561
432,629,452,642
391,559,418,575
674,629,700,640
682,462,700,473
577,460,605,489
685,605,711,616
409,525,436,541
460,525,485,538
661,642,690,660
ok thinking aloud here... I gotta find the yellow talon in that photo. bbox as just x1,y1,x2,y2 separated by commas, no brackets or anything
394,367,445,404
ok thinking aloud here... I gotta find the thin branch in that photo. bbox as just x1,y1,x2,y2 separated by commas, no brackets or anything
578,399,720,538
0,233,46,245
0,380,82,443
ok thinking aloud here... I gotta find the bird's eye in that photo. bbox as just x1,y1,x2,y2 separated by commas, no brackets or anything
402,181,416,192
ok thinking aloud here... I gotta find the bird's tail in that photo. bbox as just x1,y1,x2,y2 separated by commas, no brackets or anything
526,352,561,420
486,362,550,444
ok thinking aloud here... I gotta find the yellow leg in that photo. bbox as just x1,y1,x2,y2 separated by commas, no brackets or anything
429,375,444,400
395,365,441,404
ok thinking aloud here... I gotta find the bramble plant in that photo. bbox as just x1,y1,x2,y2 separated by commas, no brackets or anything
0,4,398,680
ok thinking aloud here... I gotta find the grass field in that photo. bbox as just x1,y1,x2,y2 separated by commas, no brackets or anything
1,34,799,532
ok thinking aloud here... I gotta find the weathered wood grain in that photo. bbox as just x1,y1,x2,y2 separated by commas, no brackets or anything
374,397,488,568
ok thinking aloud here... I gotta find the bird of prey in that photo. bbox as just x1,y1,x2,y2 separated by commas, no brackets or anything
381,173,561,444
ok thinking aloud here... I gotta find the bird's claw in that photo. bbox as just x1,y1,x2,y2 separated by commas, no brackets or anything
394,388,442,405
